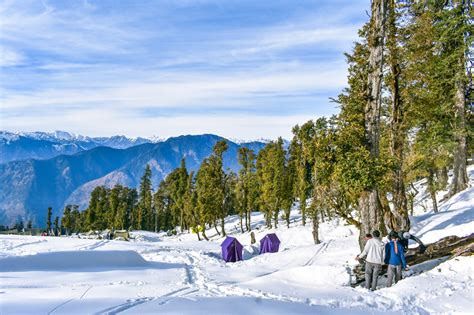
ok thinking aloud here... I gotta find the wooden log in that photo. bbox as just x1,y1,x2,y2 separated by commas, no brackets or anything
405,233,474,265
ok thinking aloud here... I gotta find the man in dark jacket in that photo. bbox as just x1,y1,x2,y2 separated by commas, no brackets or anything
385,231,407,287
397,231,426,253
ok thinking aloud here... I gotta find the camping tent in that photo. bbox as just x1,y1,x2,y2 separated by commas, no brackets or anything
221,236,243,262
259,233,280,254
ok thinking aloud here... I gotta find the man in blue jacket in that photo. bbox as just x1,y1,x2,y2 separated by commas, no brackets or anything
385,231,407,287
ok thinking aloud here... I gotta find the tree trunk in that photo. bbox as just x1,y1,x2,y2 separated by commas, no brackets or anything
450,79,469,196
214,221,221,236
439,167,449,190
273,210,278,229
387,0,410,232
358,0,388,250
201,229,209,241
247,209,251,231
244,211,248,232
180,209,184,234
312,210,320,244
428,169,438,213
359,191,386,248
430,190,438,214
221,216,226,237
300,198,306,226
240,214,244,233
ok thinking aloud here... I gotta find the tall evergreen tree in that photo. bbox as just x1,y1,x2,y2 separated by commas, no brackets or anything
62,205,73,235
386,0,410,231
290,121,316,226
54,216,59,236
357,0,388,248
137,164,153,230
257,138,288,228
196,140,229,239
46,207,52,235
236,147,258,232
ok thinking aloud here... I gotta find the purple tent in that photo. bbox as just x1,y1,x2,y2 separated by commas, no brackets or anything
259,233,280,254
221,236,243,262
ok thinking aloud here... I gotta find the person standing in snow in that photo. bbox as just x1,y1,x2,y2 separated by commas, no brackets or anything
355,230,385,291
396,231,426,253
385,231,407,287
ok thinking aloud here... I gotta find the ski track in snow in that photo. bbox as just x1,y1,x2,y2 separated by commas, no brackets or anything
5,239,47,251
77,239,109,251
96,297,154,315
303,239,332,266
47,285,93,314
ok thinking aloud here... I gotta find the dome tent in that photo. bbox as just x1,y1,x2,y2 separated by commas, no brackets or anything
259,233,280,254
221,236,243,262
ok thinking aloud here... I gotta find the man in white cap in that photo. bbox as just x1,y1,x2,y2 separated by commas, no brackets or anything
355,230,385,291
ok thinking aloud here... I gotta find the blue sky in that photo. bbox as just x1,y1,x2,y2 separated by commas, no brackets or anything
0,0,369,140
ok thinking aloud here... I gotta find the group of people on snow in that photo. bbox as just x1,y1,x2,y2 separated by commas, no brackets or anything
355,230,424,291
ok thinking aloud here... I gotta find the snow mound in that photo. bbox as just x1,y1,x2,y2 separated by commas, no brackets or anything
130,230,164,242
410,179,474,244
0,250,148,272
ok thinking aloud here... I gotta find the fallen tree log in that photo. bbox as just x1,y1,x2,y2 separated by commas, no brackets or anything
351,233,474,287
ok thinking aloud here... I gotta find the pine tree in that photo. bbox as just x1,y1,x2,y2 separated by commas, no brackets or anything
108,185,122,230
170,159,189,232
236,147,258,232
54,216,59,236
196,159,213,240
71,206,82,233
137,164,153,230
183,171,200,239
256,138,288,228
290,121,316,226
196,140,229,239
386,0,410,231
213,140,229,236
356,0,388,248
440,1,472,196
46,207,52,235
62,205,72,235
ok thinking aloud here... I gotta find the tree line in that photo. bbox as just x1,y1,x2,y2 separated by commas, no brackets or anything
56,1,471,248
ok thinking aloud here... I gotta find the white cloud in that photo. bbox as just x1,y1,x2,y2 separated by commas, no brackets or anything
0,46,24,67
229,25,360,57
0,0,148,57
2,107,320,140
1,64,347,110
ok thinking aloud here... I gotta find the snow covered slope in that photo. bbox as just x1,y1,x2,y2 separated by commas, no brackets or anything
0,169,473,314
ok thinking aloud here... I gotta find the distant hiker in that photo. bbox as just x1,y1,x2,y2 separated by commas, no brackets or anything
385,231,407,287
250,231,256,245
355,230,385,291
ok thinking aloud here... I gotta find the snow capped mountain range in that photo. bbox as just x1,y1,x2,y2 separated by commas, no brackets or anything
0,131,287,164
0,131,166,164
0,130,164,146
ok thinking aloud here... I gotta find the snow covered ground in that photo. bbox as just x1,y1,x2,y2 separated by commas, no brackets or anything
1,167,473,314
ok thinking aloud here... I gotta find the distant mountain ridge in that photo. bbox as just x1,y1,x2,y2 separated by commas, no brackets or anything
0,134,266,227
0,131,164,164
